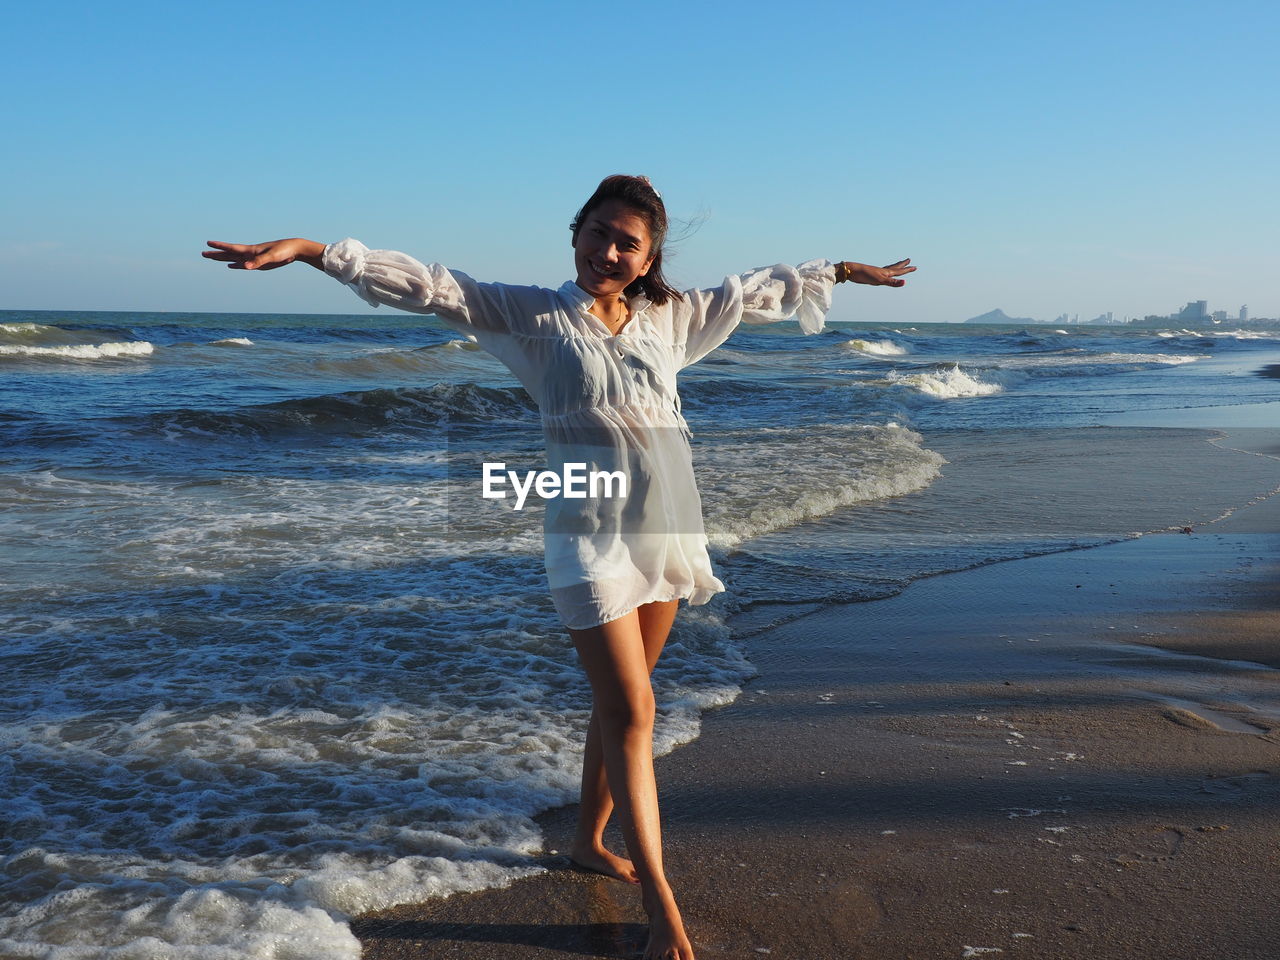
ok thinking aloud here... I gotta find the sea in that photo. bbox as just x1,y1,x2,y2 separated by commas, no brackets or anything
3,307,1279,958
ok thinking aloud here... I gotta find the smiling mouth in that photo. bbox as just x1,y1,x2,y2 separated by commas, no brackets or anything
589,261,617,278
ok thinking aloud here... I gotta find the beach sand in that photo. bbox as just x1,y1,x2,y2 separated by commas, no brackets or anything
355,483,1280,959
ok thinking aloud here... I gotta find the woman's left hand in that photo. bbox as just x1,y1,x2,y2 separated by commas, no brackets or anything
837,259,915,287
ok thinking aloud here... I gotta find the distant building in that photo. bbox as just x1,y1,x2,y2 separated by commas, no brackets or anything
1175,300,1209,321
1131,300,1267,327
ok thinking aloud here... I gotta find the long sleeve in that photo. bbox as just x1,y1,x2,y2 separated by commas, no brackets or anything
321,237,523,352
673,259,837,369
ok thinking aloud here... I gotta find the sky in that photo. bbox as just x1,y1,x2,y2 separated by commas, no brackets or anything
2,0,1277,324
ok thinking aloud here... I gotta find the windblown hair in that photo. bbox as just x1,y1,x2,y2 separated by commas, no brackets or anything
570,175,684,306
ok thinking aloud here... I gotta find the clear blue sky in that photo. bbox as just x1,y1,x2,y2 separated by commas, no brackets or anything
3,0,1276,323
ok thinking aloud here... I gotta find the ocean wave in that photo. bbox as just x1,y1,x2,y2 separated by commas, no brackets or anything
209,337,254,347
0,322,51,338
0,340,154,360
1152,329,1280,353
134,383,539,442
973,351,1206,377
695,346,751,365
1005,328,1071,349
701,422,946,547
678,376,890,426
0,321,84,343
1157,327,1280,341
0,320,155,361
678,378,781,406
297,341,482,379
839,337,908,356
0,320,137,344
886,364,1005,399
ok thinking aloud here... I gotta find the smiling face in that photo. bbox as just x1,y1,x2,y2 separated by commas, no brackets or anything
572,199,655,301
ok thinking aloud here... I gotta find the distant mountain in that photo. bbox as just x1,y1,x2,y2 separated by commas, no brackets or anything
964,308,1038,325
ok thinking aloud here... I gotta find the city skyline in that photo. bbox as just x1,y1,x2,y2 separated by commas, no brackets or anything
1045,300,1261,326
967,299,1267,327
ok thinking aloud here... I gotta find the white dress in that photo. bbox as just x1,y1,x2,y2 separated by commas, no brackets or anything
322,238,838,630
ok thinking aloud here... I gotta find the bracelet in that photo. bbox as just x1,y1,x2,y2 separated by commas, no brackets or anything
835,261,849,283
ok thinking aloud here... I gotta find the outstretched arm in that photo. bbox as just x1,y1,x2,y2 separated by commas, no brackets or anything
676,255,917,369
202,238,327,271
201,235,534,367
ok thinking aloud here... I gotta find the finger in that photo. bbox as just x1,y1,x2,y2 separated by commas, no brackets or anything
244,256,290,270
202,250,243,261
206,240,251,252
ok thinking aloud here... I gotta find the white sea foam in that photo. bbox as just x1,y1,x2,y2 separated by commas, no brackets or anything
210,337,254,346
1,588,748,957
1,459,752,957
885,352,1205,391
840,337,908,356
0,340,154,359
983,351,1203,370
1158,328,1278,340
701,423,946,548
886,365,1004,399
0,321,55,336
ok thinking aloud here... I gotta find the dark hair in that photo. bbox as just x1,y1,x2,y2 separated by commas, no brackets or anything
570,174,684,306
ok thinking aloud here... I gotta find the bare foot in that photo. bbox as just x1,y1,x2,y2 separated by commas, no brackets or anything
640,899,695,960
567,840,640,884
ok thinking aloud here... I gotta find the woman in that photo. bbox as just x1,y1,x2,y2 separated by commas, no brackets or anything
203,174,913,960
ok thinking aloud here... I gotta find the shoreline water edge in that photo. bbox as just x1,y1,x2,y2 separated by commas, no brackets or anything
1,310,1278,957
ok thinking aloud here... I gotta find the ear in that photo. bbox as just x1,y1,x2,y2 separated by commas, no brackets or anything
638,254,654,277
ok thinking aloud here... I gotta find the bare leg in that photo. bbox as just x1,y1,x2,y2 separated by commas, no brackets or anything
570,599,679,884
569,708,640,883
568,601,694,960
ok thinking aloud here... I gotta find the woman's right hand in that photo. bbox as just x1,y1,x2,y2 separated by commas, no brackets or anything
202,238,326,271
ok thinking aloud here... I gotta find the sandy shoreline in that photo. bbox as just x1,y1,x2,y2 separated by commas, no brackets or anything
355,480,1280,958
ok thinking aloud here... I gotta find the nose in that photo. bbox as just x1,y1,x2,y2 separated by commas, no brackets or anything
601,243,620,263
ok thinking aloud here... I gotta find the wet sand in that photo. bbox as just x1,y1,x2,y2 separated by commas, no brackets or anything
355,492,1280,959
